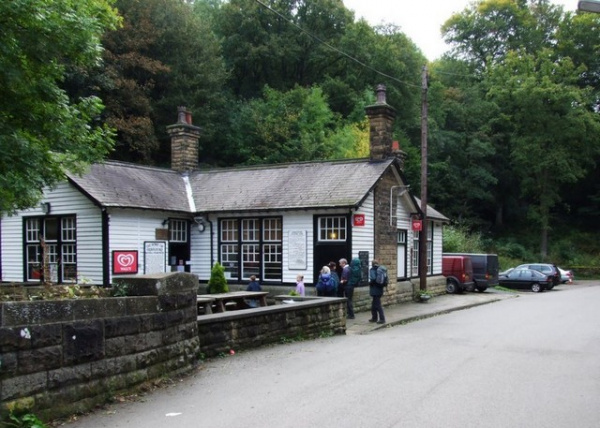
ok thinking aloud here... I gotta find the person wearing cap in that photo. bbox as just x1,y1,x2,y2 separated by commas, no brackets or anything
368,259,386,324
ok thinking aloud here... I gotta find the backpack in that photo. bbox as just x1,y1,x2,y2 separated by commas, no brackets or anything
375,265,388,287
317,274,335,293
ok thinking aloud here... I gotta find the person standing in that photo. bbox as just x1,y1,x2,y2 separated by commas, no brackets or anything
328,261,340,296
245,275,262,308
338,258,349,298
345,257,362,319
295,274,305,296
316,266,336,297
368,260,386,324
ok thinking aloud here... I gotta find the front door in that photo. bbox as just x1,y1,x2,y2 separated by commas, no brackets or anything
313,215,351,284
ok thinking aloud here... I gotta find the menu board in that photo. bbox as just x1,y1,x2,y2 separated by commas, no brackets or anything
144,241,167,274
358,251,369,285
288,230,307,270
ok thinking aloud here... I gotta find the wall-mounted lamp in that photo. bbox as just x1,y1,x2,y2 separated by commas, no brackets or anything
194,216,206,233
41,202,51,215
162,219,170,227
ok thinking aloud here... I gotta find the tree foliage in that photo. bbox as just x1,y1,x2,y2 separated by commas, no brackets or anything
0,0,121,214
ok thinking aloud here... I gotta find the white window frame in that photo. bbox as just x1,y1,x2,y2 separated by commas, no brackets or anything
318,216,347,241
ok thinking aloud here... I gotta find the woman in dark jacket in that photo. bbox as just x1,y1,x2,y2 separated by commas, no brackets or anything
368,260,386,324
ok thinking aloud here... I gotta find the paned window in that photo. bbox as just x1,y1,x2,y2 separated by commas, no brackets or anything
219,217,282,281
412,226,433,275
318,216,347,241
169,219,188,242
24,216,76,283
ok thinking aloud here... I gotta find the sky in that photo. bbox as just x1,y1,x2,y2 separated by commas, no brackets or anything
342,0,578,60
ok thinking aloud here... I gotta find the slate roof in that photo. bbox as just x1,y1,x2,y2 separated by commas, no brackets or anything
188,158,397,213
413,197,450,222
66,159,449,221
67,162,192,213
67,158,400,214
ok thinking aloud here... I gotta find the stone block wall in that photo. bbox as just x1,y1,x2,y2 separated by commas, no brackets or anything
197,298,346,358
0,273,199,421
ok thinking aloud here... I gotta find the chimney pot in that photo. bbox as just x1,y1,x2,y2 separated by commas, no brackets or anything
365,84,396,162
376,84,387,104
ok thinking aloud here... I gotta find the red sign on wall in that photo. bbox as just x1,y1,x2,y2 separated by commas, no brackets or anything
353,214,366,227
412,219,422,231
112,250,139,274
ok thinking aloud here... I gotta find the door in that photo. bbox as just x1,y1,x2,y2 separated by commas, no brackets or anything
313,215,351,284
397,229,407,279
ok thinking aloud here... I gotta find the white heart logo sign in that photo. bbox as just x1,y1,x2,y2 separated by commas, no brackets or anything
117,254,135,267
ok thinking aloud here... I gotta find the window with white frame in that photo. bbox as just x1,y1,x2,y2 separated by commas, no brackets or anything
220,219,239,278
169,219,188,242
318,216,347,241
412,225,433,275
262,218,282,280
398,230,407,244
25,216,76,283
219,217,282,281
61,217,77,281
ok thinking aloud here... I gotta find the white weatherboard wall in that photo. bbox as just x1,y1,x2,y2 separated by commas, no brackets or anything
0,182,104,284
351,192,374,261
431,221,443,275
107,209,169,284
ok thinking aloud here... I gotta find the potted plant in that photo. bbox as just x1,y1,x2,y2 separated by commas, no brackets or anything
414,290,432,302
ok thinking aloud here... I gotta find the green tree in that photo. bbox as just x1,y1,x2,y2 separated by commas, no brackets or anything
0,0,120,213
229,85,343,164
95,0,228,165
442,0,564,71
486,51,600,257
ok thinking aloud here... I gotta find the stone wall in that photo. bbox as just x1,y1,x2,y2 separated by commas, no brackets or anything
0,273,199,421
197,298,346,358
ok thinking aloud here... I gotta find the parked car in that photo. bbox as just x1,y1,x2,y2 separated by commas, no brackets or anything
498,268,553,292
558,267,574,284
515,263,560,289
443,253,499,292
442,255,475,294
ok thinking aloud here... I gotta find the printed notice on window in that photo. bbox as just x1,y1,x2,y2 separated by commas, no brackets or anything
288,230,307,270
144,241,167,274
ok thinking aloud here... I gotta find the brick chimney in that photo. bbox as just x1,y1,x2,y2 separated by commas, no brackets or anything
166,106,201,172
365,84,396,161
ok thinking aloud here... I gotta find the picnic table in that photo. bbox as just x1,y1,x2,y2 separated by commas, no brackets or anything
197,291,269,313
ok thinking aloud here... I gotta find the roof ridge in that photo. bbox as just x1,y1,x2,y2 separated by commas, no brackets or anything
193,157,393,174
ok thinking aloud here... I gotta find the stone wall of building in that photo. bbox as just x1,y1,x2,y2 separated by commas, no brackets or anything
0,273,199,421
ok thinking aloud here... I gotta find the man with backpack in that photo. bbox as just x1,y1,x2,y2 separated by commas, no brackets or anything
368,259,387,324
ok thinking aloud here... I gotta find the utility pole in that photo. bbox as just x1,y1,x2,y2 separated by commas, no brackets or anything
419,65,428,291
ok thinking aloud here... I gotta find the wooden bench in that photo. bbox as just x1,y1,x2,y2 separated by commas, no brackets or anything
197,296,216,314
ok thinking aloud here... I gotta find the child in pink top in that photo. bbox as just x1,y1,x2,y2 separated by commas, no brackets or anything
295,275,305,296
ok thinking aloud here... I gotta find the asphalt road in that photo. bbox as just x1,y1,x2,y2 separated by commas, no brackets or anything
62,282,600,428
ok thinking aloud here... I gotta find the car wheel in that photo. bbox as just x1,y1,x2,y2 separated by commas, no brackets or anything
476,286,487,292
531,283,542,293
546,283,554,290
446,279,460,294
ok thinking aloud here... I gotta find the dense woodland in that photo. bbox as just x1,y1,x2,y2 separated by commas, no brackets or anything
2,0,600,266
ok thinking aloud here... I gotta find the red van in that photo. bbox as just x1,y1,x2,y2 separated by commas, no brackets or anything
442,255,475,294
